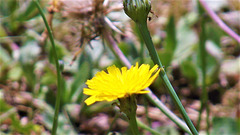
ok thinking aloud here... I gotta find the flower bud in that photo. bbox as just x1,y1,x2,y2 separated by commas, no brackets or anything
123,0,151,23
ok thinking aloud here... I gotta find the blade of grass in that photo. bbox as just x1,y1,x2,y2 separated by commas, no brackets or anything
33,1,62,135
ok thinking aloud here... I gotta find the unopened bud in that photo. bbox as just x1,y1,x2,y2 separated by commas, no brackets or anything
123,0,151,23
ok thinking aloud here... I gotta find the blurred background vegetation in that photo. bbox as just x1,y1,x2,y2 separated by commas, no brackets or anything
0,0,239,134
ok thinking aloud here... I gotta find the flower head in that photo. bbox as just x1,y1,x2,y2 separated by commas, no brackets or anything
83,63,160,105
123,0,151,23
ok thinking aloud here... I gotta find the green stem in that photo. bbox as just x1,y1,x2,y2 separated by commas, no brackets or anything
206,104,210,134
136,21,198,135
196,1,210,134
119,96,140,135
128,111,140,135
143,96,151,127
136,22,162,67
140,42,144,64
135,24,145,65
106,113,119,134
145,91,192,134
137,119,161,135
33,1,62,135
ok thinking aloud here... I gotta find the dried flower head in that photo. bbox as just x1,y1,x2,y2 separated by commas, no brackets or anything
59,0,123,63
60,0,104,46
83,63,160,105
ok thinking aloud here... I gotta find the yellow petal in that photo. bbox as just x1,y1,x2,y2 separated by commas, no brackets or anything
83,62,160,105
85,96,97,105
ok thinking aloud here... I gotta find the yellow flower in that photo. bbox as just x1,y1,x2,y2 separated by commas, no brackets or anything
83,63,161,105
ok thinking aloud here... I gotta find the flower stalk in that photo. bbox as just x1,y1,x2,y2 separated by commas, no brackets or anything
123,0,198,135
119,96,139,135
33,1,62,135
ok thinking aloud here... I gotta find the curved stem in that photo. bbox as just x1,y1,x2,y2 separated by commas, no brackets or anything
145,89,191,134
199,0,240,43
137,119,161,135
136,22,198,135
102,28,132,68
33,1,62,135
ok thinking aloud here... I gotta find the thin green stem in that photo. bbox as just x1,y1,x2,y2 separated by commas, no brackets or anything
137,119,161,135
145,91,192,134
33,1,62,135
135,24,145,65
106,113,119,134
206,103,210,134
143,96,152,127
136,21,198,135
196,1,210,134
136,23,162,67
140,42,144,64
128,112,140,135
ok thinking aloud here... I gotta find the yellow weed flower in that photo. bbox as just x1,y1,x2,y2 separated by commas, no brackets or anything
83,63,160,105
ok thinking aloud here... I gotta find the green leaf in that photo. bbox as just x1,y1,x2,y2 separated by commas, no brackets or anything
40,66,57,85
165,15,177,52
0,99,41,134
162,15,177,68
7,64,22,81
41,103,77,135
196,41,221,85
180,60,198,85
211,117,239,135
158,50,172,70
69,61,90,103
118,41,139,60
0,0,18,17
0,45,11,65
0,99,12,112
17,1,38,21
48,42,67,64
157,125,180,135
173,13,198,64
11,119,41,134
0,24,7,37
206,24,225,46
0,46,12,81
